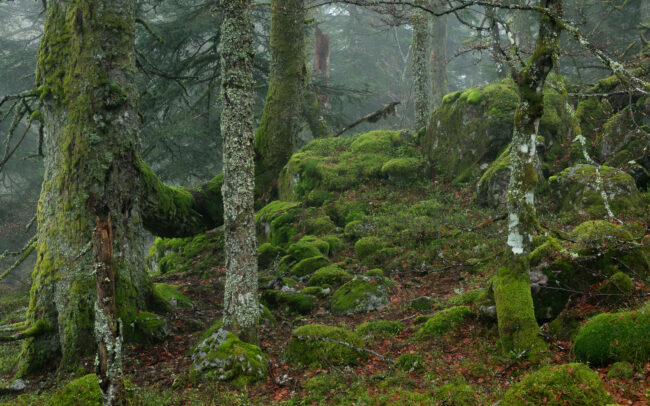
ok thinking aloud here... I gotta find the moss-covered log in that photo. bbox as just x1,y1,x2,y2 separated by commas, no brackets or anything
496,0,564,359
254,0,306,201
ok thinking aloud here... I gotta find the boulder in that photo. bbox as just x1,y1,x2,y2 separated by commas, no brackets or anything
330,275,391,314
284,324,367,367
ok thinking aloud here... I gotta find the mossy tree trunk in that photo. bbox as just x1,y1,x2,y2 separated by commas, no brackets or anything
640,1,649,59
19,0,225,376
412,3,429,130
495,0,563,360
254,0,306,201
220,0,260,345
428,9,448,108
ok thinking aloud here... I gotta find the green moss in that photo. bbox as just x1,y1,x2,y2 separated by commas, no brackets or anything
407,199,442,217
354,236,383,263
410,296,434,311
151,283,193,312
287,240,325,261
330,276,391,314
365,268,383,277
415,306,473,339
354,320,404,340
501,363,612,405
435,382,475,405
463,88,483,104
574,305,650,366
147,231,224,276
295,235,330,256
394,353,425,372
191,324,267,385
344,220,371,239
260,290,316,315
289,256,330,277
307,265,352,287
447,289,489,306
285,324,367,367
258,243,286,269
606,361,634,379
128,311,170,344
301,286,330,298
321,235,343,253
52,374,102,406
304,216,336,235
349,130,403,154
597,272,634,298
381,158,422,183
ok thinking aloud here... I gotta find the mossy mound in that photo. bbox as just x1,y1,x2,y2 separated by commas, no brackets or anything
277,130,424,201
549,164,643,217
606,361,634,379
501,363,612,405
381,157,422,183
354,236,384,264
289,256,330,278
127,311,172,344
285,324,367,367
307,265,352,287
434,382,475,405
424,81,570,183
291,235,330,258
191,324,267,385
574,304,650,366
258,243,286,269
415,306,473,340
354,320,404,340
330,275,391,314
394,353,425,373
260,290,316,315
596,272,634,303
50,374,102,406
151,283,193,312
146,230,224,275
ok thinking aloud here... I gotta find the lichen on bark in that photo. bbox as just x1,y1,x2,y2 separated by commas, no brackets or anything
220,0,260,345
411,3,429,130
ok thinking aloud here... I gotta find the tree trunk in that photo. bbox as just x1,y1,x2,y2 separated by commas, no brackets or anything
412,4,430,130
18,0,225,375
428,11,448,108
220,0,260,345
486,6,508,79
494,0,563,360
254,0,306,201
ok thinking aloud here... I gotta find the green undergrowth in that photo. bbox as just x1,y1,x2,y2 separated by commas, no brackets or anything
147,230,224,276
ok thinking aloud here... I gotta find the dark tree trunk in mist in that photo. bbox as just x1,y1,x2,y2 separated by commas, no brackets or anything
412,3,430,129
428,8,448,108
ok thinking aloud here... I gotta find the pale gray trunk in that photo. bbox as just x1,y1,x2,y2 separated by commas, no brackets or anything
412,5,429,129
428,12,448,108
220,0,260,345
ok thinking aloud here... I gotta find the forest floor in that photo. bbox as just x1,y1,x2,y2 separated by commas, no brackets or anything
1,165,649,404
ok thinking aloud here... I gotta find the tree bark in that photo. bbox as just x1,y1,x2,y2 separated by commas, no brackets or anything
220,0,260,345
18,0,225,375
495,0,563,360
254,0,306,202
412,3,430,129
428,9,448,108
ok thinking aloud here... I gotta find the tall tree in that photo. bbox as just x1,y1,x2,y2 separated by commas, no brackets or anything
428,7,448,108
412,2,430,129
254,0,306,201
494,0,563,359
17,0,224,375
220,0,259,345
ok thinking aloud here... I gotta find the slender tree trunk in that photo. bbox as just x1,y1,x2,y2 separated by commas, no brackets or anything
486,7,508,79
494,0,563,360
428,10,448,108
220,0,259,345
93,214,126,406
640,1,650,59
254,0,306,201
412,3,430,129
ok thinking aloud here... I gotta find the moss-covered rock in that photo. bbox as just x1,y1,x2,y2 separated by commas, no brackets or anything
606,361,634,379
301,286,330,298
394,353,425,373
410,295,435,311
285,324,367,367
51,374,102,406
255,201,301,246
304,216,336,236
151,283,193,312
596,272,634,301
289,256,330,278
501,363,612,405
321,235,343,253
330,275,391,314
344,220,373,239
354,236,383,263
574,304,650,366
258,243,286,269
146,230,224,275
424,81,571,183
288,238,327,261
381,157,422,183
260,290,316,315
354,320,403,340
128,311,172,344
415,306,473,340
549,164,643,217
475,147,511,208
191,324,267,385
307,265,352,287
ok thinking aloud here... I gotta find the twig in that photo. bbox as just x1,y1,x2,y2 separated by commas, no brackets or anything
0,236,37,282
334,101,401,137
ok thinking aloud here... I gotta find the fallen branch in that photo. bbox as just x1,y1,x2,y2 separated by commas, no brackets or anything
334,101,400,137
292,334,393,364
0,235,37,282
0,319,49,342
